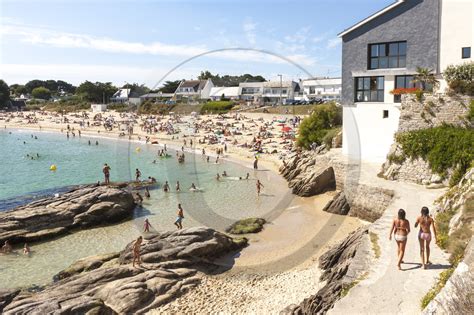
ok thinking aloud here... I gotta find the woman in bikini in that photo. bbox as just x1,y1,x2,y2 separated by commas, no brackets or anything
132,236,143,268
415,206,438,269
389,209,410,270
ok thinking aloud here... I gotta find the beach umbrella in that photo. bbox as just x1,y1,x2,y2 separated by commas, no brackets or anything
277,123,285,126
282,126,292,132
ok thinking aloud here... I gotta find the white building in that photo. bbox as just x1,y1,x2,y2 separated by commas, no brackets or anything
110,88,142,105
262,80,300,104
302,77,341,101
339,0,472,162
238,82,264,103
209,86,240,100
91,104,107,113
174,79,214,101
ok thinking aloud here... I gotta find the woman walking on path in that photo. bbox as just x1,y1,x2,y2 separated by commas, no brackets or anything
415,206,438,269
389,209,410,270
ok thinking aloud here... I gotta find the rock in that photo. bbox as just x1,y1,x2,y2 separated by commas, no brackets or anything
290,167,336,197
1,227,246,314
430,174,443,184
283,228,368,315
331,130,343,148
322,191,350,215
0,290,20,313
225,218,266,234
0,185,136,245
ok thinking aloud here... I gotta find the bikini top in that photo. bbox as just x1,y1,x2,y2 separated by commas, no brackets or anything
396,220,408,231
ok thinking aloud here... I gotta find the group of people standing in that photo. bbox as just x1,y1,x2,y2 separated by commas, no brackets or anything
389,207,438,270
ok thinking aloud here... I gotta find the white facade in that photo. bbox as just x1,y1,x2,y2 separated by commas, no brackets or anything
302,77,341,101
439,0,473,91
262,81,299,104
175,79,214,100
238,82,263,102
91,104,107,112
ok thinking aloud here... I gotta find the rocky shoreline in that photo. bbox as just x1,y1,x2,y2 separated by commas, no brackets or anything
0,183,142,245
0,227,246,314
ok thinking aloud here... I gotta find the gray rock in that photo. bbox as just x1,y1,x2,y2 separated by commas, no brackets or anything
1,227,246,314
0,185,136,245
322,191,350,215
290,167,336,197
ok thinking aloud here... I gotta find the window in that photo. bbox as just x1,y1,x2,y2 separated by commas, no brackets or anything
355,76,384,102
309,86,315,94
462,47,471,59
369,41,407,69
383,110,389,118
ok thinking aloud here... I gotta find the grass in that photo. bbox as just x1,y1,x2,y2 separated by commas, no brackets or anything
200,101,235,114
226,218,266,234
369,232,381,259
248,104,319,115
340,272,369,297
421,267,456,309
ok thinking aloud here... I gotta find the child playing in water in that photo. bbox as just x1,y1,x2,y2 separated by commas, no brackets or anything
256,180,264,196
143,219,152,233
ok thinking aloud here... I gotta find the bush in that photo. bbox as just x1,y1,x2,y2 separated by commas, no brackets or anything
296,102,342,149
200,101,234,114
322,127,341,148
395,125,474,185
107,103,129,112
443,62,474,95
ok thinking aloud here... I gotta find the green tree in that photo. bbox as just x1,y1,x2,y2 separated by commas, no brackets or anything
32,87,52,100
413,67,439,91
296,102,342,149
76,81,116,103
122,83,150,96
198,71,266,86
0,80,10,108
158,80,181,93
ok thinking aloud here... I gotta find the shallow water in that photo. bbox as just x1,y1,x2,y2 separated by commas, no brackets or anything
0,129,291,288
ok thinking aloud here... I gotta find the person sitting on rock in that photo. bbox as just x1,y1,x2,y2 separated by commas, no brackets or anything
1,240,12,254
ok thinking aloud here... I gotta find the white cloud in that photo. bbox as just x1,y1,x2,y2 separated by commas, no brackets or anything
243,18,257,45
326,38,341,49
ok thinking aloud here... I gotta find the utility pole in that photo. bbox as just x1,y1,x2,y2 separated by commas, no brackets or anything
278,74,282,106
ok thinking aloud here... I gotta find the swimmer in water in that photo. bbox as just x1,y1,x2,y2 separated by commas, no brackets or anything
246,173,250,180
96,141,99,145
222,171,228,177
23,243,31,255
144,187,150,198
1,240,12,254
176,181,180,192
190,183,197,190
216,173,220,180
206,156,210,163
256,179,264,196
163,181,170,192
143,219,152,232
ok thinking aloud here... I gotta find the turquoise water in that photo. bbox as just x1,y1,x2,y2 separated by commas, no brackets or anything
0,129,290,288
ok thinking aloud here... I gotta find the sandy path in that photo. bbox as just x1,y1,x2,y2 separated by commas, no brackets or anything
330,162,450,315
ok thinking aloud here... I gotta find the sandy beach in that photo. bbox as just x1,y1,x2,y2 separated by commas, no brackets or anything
1,110,365,313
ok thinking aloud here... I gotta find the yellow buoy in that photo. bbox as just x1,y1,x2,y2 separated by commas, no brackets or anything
135,147,141,153
50,164,57,171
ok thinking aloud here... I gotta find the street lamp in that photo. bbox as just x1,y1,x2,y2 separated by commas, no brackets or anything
277,74,282,106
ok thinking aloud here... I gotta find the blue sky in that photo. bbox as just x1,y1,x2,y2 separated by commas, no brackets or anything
0,0,393,88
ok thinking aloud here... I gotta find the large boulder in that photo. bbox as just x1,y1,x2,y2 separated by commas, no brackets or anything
290,167,336,197
0,185,136,245
1,227,246,314
322,191,350,215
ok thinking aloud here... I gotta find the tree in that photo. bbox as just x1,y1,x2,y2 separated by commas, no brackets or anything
0,80,10,108
76,81,117,103
158,80,181,93
25,79,76,95
413,67,439,91
197,70,266,86
32,87,52,100
122,83,150,96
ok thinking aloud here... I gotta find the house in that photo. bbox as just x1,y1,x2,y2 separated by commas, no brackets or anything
209,86,240,100
174,79,214,101
110,89,143,105
302,77,341,101
238,82,264,103
91,104,107,113
261,80,300,104
339,0,472,162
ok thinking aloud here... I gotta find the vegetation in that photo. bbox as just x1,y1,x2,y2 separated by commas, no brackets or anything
75,81,117,103
121,83,149,96
468,100,474,125
31,87,52,100
200,100,235,114
107,103,129,112
413,67,439,91
395,125,474,186
226,218,266,234
42,100,90,112
369,232,381,259
157,80,181,93
296,102,342,149
421,267,456,309
198,70,265,86
341,272,369,298
443,62,474,96
0,79,10,108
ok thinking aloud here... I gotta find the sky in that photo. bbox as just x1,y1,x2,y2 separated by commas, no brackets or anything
0,0,393,88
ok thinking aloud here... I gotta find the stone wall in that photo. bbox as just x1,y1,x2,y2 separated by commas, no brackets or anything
398,94,471,132
380,94,472,185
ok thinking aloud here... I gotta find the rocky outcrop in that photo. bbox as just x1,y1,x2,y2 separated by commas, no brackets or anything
422,238,474,315
0,290,20,313
226,218,266,234
290,166,336,197
0,185,136,245
283,227,369,314
322,191,350,215
1,227,246,314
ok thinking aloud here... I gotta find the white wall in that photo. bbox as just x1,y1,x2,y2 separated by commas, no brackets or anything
342,103,400,162
440,0,473,72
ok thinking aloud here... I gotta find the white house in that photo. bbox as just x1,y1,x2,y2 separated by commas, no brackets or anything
110,88,142,105
238,82,264,103
339,0,472,162
209,86,240,100
262,80,300,104
174,79,214,101
302,77,341,101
